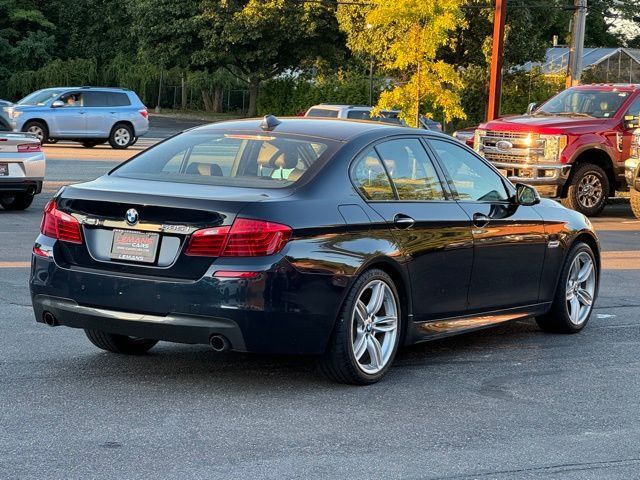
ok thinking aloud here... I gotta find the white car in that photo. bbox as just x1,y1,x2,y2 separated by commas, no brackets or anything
0,131,45,210
304,104,405,124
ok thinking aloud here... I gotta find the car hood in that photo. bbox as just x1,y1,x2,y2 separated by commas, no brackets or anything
480,115,613,134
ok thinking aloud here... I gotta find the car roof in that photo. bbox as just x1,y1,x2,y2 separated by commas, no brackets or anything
189,117,431,142
572,83,640,92
35,86,132,93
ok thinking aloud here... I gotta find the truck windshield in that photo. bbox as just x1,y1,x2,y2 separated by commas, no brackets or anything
535,89,630,119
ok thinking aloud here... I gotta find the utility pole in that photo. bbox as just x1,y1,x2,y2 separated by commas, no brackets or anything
566,0,587,88
487,0,506,121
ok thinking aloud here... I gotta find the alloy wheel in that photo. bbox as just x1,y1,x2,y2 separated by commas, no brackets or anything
577,173,603,209
565,252,596,326
114,128,131,146
26,125,44,141
351,279,398,375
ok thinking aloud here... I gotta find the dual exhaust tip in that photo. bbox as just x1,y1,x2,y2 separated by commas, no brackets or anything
43,311,231,352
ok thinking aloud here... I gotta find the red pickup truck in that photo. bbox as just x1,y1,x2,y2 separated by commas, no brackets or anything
474,84,640,216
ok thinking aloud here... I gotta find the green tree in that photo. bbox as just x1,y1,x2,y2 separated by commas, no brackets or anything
196,0,345,116
338,0,466,126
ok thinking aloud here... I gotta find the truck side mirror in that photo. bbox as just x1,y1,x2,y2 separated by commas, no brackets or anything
624,115,640,130
526,102,539,115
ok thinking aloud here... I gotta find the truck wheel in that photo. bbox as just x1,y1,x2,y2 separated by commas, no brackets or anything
23,121,48,144
561,163,609,216
108,124,133,149
85,329,158,354
631,189,640,220
0,193,34,211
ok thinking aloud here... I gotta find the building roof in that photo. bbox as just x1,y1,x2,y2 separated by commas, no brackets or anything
520,47,640,75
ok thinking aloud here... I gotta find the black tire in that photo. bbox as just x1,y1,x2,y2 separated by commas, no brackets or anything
130,136,139,146
561,163,609,216
108,123,133,149
318,269,402,385
82,141,98,148
631,188,640,220
536,242,598,334
0,193,34,211
23,121,49,144
84,329,158,354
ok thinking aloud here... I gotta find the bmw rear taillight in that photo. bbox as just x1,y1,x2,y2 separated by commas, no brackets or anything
18,143,41,153
139,109,148,119
40,201,83,244
186,218,291,257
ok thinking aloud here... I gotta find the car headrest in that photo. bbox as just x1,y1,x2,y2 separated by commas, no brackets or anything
185,162,223,176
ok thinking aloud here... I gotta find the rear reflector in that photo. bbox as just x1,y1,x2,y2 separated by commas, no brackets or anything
186,218,292,257
18,143,42,153
40,201,83,244
213,271,260,279
32,246,50,258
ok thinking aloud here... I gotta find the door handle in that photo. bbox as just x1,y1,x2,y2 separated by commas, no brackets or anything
472,213,490,228
394,214,415,229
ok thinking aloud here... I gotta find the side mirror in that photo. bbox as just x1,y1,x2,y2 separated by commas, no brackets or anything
51,100,64,108
526,102,539,115
624,115,639,130
515,183,540,206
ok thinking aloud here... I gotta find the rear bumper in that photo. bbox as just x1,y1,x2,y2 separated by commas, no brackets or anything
29,248,347,355
0,178,42,194
33,294,247,350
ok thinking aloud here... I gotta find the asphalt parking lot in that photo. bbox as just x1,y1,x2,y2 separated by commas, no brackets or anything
2,117,640,479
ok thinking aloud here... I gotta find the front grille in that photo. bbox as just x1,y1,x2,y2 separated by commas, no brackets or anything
480,130,538,164
484,153,528,164
485,130,530,140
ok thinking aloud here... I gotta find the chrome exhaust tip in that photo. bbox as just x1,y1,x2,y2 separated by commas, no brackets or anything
209,334,230,352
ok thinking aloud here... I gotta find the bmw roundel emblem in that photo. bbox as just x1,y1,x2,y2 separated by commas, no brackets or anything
125,208,139,225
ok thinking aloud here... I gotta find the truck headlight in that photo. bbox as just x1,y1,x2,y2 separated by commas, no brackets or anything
625,157,639,184
473,129,486,152
539,134,567,163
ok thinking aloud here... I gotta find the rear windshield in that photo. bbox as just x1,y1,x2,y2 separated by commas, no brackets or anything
306,108,339,118
112,131,336,188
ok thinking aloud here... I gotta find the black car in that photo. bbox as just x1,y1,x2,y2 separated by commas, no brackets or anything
30,116,600,384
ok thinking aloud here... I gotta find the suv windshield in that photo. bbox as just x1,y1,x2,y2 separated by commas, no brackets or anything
113,131,336,188
18,89,64,106
536,88,630,119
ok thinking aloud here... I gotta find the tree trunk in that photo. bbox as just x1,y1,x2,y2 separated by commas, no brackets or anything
181,73,187,110
213,87,223,113
201,90,212,111
247,79,259,117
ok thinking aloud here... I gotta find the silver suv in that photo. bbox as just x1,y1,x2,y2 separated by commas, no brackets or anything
6,87,149,149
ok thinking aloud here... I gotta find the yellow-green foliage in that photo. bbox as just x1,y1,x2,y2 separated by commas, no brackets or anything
337,0,466,126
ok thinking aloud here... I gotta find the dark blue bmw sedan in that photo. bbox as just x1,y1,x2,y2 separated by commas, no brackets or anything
30,116,600,384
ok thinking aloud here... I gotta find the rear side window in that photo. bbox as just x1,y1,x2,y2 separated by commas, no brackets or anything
113,132,334,188
375,138,445,201
306,108,339,118
346,110,372,120
351,149,395,201
108,92,131,106
84,92,109,107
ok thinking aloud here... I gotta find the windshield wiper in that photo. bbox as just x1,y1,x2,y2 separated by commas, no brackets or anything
553,112,594,118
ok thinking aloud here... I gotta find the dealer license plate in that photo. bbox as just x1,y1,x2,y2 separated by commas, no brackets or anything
110,229,159,264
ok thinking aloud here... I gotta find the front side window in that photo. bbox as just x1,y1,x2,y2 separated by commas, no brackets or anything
113,131,333,188
351,149,395,201
375,138,445,201
59,92,83,107
429,139,509,202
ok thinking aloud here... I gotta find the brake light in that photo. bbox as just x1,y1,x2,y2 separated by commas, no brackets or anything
139,109,148,119
18,143,41,153
40,201,83,244
186,218,291,257
185,226,230,256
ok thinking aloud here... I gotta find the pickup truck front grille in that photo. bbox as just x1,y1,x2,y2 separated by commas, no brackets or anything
479,131,542,164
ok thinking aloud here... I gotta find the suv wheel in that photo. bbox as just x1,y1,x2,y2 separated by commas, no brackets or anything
561,163,609,216
23,121,48,144
109,124,133,149
0,193,34,211
631,188,640,220
319,269,401,385
85,329,158,354
536,242,597,333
